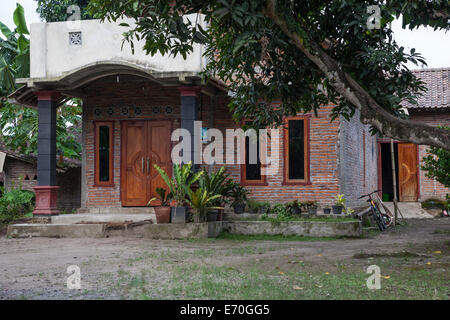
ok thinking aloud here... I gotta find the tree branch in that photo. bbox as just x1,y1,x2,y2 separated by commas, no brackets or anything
263,0,450,150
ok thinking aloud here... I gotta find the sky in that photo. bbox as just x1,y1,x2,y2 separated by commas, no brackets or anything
1,0,449,69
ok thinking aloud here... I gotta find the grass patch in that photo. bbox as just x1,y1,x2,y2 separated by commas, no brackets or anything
216,232,342,241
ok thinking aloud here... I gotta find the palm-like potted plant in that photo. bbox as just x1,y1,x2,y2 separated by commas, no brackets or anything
147,187,172,224
154,162,203,223
198,166,232,221
185,187,222,223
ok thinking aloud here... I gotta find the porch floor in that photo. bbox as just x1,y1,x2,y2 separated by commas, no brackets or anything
383,202,433,219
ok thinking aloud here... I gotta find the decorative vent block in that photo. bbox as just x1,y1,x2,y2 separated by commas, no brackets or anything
107,107,114,116
94,108,101,116
152,106,161,114
121,106,129,116
134,106,142,115
165,106,174,115
69,32,82,45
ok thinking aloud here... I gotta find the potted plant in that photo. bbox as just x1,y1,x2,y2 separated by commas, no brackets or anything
229,181,249,214
154,162,203,224
323,206,332,214
185,187,222,223
247,199,261,214
147,187,172,224
304,201,318,216
286,200,302,215
333,194,345,215
259,201,271,214
198,167,232,221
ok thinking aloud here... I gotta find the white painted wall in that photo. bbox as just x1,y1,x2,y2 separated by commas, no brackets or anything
30,15,206,80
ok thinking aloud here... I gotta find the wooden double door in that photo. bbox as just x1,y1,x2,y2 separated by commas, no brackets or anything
121,120,172,206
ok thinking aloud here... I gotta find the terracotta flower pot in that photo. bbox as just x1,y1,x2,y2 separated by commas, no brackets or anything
154,206,171,224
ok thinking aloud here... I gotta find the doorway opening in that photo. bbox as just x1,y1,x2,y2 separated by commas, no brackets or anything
379,142,418,202
380,143,399,202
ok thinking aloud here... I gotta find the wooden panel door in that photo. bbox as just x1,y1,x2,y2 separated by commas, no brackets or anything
147,121,172,206
398,143,418,202
121,121,148,206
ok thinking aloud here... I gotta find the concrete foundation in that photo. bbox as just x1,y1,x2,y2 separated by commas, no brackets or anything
6,214,362,238
222,220,362,237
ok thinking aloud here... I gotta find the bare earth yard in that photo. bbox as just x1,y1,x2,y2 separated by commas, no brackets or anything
0,218,449,300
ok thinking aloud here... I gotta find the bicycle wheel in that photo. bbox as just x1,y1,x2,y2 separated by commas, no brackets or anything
382,214,392,228
371,206,386,231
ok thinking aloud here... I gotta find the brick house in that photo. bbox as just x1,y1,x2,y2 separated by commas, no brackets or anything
0,142,81,211
7,18,448,215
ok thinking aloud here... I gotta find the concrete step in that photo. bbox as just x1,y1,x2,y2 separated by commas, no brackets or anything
51,213,155,225
77,207,155,214
7,223,106,238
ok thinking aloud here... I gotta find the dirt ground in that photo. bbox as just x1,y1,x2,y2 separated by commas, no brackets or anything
0,218,449,300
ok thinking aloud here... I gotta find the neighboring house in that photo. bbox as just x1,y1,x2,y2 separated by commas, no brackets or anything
6,18,448,215
0,142,82,212
399,68,450,202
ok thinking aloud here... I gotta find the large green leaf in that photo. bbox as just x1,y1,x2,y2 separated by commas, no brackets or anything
13,3,29,35
0,21,13,38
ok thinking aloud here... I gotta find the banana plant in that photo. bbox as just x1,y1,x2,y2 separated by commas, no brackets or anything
153,162,203,207
0,3,30,96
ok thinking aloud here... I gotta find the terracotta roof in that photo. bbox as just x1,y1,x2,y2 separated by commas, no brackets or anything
404,67,450,110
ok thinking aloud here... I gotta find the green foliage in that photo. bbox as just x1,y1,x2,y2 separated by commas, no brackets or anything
185,187,222,220
0,102,82,160
227,180,249,205
198,166,233,206
0,4,30,97
153,162,203,207
36,0,93,22
87,0,449,141
246,199,261,213
147,187,172,207
0,185,35,224
0,4,82,161
421,127,450,188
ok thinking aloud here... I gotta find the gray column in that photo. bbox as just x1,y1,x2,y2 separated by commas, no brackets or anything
36,91,59,186
178,86,201,171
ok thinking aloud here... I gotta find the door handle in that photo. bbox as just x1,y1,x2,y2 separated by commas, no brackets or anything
142,157,145,173
147,157,150,173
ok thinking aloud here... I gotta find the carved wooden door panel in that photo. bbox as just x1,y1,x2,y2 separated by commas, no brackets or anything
398,143,418,202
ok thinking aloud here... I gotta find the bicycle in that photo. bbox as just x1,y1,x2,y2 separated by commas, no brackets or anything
357,190,392,231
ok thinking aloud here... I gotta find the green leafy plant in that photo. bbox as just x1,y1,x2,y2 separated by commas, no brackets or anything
198,166,232,206
334,195,346,206
147,187,172,207
304,201,318,209
89,0,450,149
184,187,222,222
259,201,271,213
154,162,203,207
0,185,35,224
228,180,249,206
334,194,354,215
286,200,303,215
247,199,261,213
421,127,450,188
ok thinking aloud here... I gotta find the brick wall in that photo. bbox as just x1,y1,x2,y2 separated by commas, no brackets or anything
339,109,378,207
409,110,450,201
3,157,81,211
82,75,377,209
